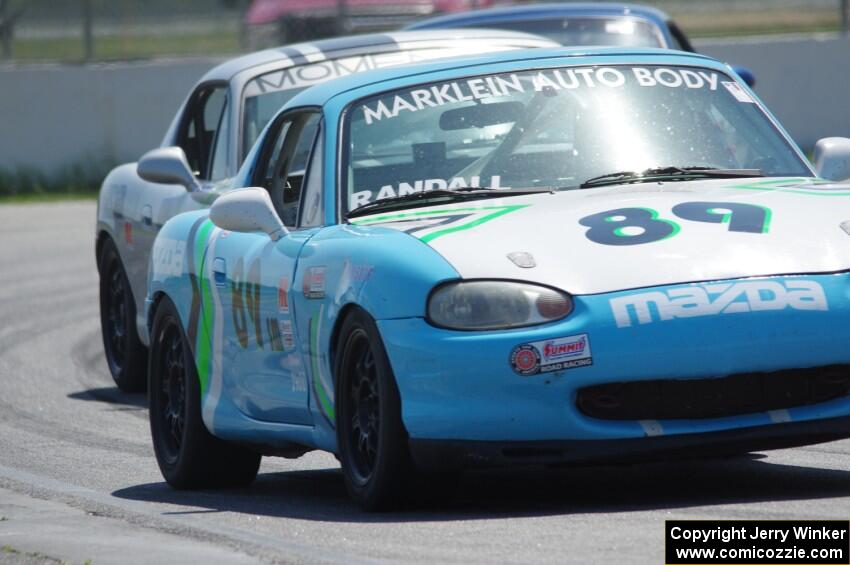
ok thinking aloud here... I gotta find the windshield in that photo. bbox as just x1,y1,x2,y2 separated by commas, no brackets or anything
343,65,810,213
469,17,664,48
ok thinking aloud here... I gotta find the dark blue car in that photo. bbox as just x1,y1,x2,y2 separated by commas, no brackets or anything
406,2,755,86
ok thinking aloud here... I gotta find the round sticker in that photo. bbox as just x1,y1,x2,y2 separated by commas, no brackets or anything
510,344,540,376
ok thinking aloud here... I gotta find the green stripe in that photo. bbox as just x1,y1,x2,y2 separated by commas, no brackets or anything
730,177,850,196
351,205,526,225
194,220,215,394
311,317,335,422
351,204,529,243
421,205,527,243
760,205,773,233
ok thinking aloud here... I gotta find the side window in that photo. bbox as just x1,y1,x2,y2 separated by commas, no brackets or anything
209,98,230,181
178,85,229,181
263,122,292,184
257,112,321,227
299,128,324,228
667,21,695,52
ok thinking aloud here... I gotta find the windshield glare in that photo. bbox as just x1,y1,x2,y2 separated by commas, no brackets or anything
344,65,809,213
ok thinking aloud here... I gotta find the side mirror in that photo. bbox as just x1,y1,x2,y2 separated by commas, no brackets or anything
731,65,756,88
813,137,850,182
137,147,201,192
209,187,288,240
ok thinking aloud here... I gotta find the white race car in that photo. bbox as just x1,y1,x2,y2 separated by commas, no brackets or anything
94,30,557,391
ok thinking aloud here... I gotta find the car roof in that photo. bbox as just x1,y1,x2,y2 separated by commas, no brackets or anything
406,3,670,30
199,29,559,82
285,46,720,108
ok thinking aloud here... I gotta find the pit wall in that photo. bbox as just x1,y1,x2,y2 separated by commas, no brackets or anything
0,35,847,174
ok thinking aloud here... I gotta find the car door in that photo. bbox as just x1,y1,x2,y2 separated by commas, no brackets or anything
210,109,323,425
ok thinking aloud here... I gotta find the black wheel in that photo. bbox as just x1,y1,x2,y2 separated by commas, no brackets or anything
335,308,412,511
149,296,261,489
98,238,147,392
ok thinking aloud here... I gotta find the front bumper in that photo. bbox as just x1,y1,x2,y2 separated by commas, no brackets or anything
408,414,850,471
377,273,850,452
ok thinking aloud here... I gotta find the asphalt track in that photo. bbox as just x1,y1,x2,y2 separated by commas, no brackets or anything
3,201,850,564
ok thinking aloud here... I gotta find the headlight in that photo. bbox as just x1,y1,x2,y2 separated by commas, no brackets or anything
427,280,573,331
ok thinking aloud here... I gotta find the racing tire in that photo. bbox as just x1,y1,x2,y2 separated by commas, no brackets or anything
98,238,147,392
149,296,261,489
335,308,412,511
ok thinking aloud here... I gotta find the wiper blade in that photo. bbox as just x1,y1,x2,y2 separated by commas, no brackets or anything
345,187,551,219
580,166,763,189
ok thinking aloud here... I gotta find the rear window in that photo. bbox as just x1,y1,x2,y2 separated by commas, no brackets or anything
467,17,665,48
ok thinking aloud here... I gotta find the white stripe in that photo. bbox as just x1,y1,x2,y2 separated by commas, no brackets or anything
202,228,226,433
638,420,664,437
270,52,295,67
294,44,326,63
395,40,475,51
385,31,407,42
394,39,535,51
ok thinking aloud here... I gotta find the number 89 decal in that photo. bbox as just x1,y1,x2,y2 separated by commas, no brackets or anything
579,201,771,246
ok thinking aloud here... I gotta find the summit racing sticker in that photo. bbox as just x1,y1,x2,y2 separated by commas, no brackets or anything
510,333,593,376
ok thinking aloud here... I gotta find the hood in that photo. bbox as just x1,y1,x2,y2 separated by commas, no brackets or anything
355,177,850,295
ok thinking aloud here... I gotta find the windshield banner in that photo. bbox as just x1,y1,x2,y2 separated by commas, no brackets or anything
362,67,722,125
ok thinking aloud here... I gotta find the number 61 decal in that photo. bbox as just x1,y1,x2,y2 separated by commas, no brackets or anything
579,201,771,246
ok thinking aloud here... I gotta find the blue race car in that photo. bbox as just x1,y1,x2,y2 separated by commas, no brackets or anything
142,46,850,510
405,2,756,86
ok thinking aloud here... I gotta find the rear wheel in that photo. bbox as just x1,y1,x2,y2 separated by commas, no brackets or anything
335,308,412,511
98,238,147,392
149,296,261,489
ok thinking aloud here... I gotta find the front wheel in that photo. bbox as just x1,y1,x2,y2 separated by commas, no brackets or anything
98,238,147,392
335,309,412,511
149,296,261,489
